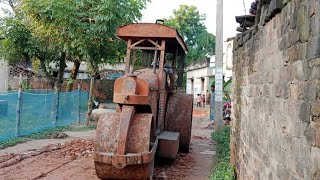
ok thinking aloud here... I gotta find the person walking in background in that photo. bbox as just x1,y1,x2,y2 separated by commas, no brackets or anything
202,94,206,107
210,85,215,124
206,90,211,106
196,94,201,107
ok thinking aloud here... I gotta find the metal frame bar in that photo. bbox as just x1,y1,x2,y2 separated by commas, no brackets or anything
130,39,146,49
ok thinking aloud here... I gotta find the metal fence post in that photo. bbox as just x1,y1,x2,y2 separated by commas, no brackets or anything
77,82,81,124
54,90,59,126
15,73,22,137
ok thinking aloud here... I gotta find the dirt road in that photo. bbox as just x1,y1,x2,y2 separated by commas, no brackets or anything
0,108,215,180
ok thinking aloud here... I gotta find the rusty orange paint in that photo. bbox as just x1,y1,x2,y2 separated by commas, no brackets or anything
94,22,193,179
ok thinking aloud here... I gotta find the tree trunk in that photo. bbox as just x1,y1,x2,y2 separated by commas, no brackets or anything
67,60,81,92
86,77,95,126
54,52,66,92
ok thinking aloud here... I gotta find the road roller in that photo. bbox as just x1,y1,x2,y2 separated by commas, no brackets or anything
93,21,193,179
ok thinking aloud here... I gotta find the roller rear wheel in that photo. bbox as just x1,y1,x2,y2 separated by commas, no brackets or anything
165,93,193,152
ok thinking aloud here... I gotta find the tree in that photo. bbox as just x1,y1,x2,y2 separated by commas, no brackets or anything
22,0,150,125
22,0,149,91
164,5,215,64
0,0,61,89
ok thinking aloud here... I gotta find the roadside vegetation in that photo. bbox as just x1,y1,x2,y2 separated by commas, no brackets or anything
210,126,236,180
0,124,96,149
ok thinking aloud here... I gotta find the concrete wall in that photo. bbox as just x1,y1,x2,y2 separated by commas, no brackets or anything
231,0,320,179
0,60,8,91
186,68,210,97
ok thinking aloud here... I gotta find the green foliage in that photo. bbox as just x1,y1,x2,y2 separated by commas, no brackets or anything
67,124,96,132
0,11,61,76
0,17,32,64
21,80,29,90
211,156,236,180
212,126,231,158
210,126,236,180
7,85,16,91
211,79,232,101
0,137,27,149
66,78,75,85
22,0,150,74
1,0,149,80
164,5,215,64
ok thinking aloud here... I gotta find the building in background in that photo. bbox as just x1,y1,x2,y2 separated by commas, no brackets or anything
0,60,9,91
52,61,126,80
186,39,233,98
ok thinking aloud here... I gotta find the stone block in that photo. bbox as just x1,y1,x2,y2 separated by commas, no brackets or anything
260,4,270,25
306,81,318,102
262,84,271,97
299,20,311,43
310,147,320,169
279,35,289,51
310,12,320,36
308,57,320,68
288,30,300,45
306,35,320,60
308,0,317,17
316,128,320,148
288,45,298,62
252,25,259,35
311,101,320,116
292,60,305,81
289,10,297,29
298,42,307,61
304,125,316,146
302,61,312,81
268,0,285,20
244,30,252,42
311,66,320,79
290,83,300,99
299,101,311,123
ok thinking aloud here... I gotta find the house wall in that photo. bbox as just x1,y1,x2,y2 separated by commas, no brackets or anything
0,60,8,91
186,67,210,98
231,0,320,179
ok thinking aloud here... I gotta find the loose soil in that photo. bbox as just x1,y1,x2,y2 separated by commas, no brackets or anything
0,107,215,180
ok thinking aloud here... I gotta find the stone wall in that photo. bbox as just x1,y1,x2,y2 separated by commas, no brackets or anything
231,0,320,179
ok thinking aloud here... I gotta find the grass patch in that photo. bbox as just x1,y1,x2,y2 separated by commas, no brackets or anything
0,124,96,150
67,125,96,132
0,137,28,149
210,126,236,180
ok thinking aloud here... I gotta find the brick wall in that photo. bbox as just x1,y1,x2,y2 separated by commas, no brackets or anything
231,0,320,179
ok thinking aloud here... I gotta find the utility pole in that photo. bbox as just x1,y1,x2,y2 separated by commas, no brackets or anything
214,0,224,127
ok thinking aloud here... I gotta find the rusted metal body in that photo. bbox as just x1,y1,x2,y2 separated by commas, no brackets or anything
157,131,180,159
94,22,193,179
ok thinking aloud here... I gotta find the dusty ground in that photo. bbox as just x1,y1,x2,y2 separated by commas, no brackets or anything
0,107,215,180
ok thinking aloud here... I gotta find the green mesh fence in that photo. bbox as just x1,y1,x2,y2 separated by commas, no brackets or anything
0,90,89,142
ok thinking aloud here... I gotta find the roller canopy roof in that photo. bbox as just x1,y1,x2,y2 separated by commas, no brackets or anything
116,23,188,54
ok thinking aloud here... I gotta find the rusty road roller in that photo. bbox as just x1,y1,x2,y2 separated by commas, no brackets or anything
93,21,193,179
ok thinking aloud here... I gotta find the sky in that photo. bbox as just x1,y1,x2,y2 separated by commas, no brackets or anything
141,0,253,41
